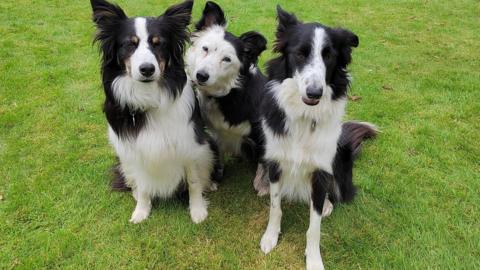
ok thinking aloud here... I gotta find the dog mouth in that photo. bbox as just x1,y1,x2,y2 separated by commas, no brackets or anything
302,97,320,106
139,78,155,83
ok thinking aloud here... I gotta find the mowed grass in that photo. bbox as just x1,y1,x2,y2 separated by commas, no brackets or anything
1,0,479,269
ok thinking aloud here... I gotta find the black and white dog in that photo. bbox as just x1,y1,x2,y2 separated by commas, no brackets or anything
259,6,377,269
91,0,220,224
186,1,269,193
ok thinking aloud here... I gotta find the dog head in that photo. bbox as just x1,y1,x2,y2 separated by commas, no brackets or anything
91,0,192,85
268,6,359,106
186,1,267,97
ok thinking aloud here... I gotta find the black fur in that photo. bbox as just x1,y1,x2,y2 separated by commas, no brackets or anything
195,1,226,30
311,170,330,214
91,0,222,190
266,161,282,183
193,2,268,163
190,96,223,183
261,6,375,205
266,5,359,101
91,0,193,139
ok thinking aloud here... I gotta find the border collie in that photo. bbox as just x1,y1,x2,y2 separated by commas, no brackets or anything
186,1,269,194
259,6,377,269
91,0,220,224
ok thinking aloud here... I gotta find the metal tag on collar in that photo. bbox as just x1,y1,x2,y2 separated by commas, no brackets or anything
131,111,136,127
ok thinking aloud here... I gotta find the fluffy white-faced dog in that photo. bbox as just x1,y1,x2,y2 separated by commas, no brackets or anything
91,0,221,224
259,6,377,269
186,2,269,192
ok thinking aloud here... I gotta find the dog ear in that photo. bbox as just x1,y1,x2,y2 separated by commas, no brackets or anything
330,28,359,48
90,0,127,27
195,1,227,30
91,0,127,66
274,5,300,52
161,1,193,65
162,0,193,25
240,31,267,65
329,27,359,66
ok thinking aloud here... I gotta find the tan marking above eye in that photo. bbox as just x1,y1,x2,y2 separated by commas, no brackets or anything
152,37,160,45
131,36,139,45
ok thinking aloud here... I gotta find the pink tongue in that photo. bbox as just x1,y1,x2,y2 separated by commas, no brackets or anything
302,97,319,106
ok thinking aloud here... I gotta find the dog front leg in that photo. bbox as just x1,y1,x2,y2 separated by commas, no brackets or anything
305,170,331,270
260,161,282,254
186,165,209,224
130,188,152,224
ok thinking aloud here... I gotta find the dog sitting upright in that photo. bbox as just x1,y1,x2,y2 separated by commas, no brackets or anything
91,0,220,224
259,6,377,270
186,2,269,192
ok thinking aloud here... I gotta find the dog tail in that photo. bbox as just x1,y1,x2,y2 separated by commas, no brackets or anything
111,163,131,192
331,121,378,203
339,121,378,158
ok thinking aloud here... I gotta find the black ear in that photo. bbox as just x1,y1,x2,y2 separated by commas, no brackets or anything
91,0,127,66
161,1,193,65
276,5,299,36
330,28,359,48
240,31,267,65
195,1,226,30
91,0,127,27
329,28,359,66
163,0,193,23
274,5,300,52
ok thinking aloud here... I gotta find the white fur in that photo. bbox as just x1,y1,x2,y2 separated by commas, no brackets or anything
130,18,161,81
186,25,250,156
260,27,347,268
306,201,325,270
262,80,345,202
295,28,329,100
109,77,214,224
186,25,242,97
197,92,251,155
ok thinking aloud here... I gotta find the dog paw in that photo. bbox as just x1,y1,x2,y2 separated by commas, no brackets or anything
322,199,333,217
256,183,270,197
306,258,325,270
129,208,150,224
190,205,208,224
260,231,279,254
208,182,218,192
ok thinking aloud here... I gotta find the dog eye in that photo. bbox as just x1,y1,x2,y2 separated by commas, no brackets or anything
296,52,306,60
151,37,161,47
202,46,208,52
130,36,139,46
222,57,231,63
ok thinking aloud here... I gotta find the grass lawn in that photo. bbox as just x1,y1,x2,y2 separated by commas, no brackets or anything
1,0,479,269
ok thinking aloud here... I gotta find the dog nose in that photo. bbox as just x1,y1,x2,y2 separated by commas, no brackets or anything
306,86,323,99
139,63,155,77
196,71,210,83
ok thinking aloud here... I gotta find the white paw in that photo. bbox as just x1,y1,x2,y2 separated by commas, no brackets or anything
208,182,218,192
306,257,325,270
260,231,279,254
190,205,208,224
129,207,150,224
322,199,333,217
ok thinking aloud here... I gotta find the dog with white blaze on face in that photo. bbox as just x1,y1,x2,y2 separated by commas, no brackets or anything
90,0,222,224
259,6,377,270
186,1,271,194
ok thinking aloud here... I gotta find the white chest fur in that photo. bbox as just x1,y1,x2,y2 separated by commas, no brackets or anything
198,92,251,156
108,79,212,198
263,80,346,202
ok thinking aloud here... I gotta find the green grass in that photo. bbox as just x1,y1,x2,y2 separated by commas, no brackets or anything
1,0,479,269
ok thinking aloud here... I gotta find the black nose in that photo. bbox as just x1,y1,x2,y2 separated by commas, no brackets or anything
196,71,210,83
306,87,323,99
139,63,155,77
